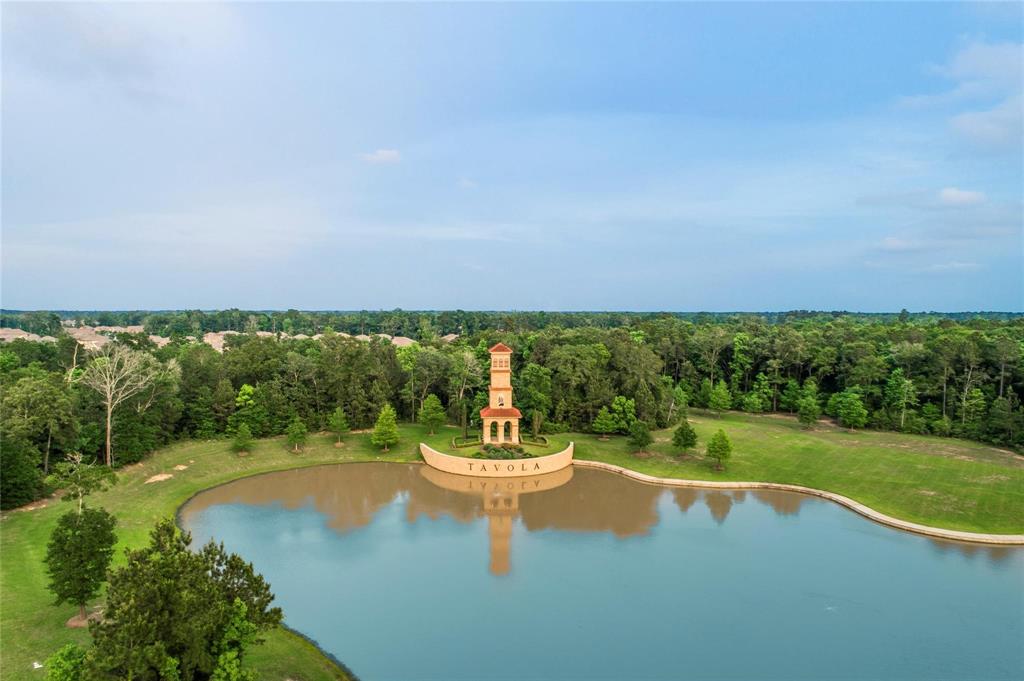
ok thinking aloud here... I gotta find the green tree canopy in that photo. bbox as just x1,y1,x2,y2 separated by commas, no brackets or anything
709,380,732,416
418,394,446,434
834,389,869,429
706,429,733,470
44,507,117,620
609,395,637,434
628,420,653,452
285,416,308,452
232,423,254,454
371,403,400,451
327,406,351,444
672,420,698,451
87,519,282,679
47,452,117,515
591,407,618,439
797,379,822,428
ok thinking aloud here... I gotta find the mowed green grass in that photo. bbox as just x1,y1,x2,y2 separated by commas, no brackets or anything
2,416,1022,681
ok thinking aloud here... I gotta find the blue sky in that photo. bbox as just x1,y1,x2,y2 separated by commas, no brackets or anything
2,2,1021,311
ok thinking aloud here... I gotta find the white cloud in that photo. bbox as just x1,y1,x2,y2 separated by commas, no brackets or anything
950,94,1023,150
2,195,329,271
879,237,924,252
901,40,1023,153
938,187,986,206
922,261,982,273
3,3,240,99
939,41,1023,92
361,149,401,164
457,177,478,189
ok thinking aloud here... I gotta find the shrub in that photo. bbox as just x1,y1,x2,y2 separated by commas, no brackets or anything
628,421,653,452
706,429,733,470
672,420,698,451
285,416,308,453
45,643,87,681
371,404,400,451
231,423,253,454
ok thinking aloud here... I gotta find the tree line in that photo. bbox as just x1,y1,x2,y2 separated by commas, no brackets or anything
2,313,1022,508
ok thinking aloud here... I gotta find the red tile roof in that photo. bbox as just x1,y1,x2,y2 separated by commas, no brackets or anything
480,406,522,418
488,342,513,353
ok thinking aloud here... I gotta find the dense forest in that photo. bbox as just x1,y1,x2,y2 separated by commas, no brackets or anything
2,309,1022,509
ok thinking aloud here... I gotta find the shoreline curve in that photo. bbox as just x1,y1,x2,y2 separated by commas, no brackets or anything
571,458,1024,546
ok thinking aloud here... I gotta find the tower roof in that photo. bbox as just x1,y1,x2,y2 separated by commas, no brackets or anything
488,342,513,354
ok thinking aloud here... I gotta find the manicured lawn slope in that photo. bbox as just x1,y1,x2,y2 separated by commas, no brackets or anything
2,415,1021,681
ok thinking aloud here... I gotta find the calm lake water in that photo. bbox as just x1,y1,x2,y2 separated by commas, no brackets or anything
180,463,1023,681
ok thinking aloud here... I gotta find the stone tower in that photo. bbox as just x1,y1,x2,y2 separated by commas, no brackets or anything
480,342,521,444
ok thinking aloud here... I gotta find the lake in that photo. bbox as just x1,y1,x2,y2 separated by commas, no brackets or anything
179,463,1023,681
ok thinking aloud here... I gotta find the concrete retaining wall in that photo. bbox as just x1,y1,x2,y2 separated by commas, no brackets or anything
572,459,1024,546
420,442,574,478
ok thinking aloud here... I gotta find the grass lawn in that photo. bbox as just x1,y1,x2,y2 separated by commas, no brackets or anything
2,414,1021,681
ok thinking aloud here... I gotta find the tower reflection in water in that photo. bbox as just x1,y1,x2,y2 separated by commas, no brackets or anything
418,466,574,575
179,463,1012,572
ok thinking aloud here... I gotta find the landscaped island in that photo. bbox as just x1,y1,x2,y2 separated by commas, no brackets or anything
3,414,1021,680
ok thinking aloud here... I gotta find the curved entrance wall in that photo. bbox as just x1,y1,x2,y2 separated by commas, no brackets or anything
419,442,574,477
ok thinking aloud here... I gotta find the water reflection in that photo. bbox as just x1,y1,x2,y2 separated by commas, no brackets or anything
180,463,1011,572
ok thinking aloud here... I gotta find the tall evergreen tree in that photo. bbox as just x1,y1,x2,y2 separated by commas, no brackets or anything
672,420,698,452
418,394,446,434
44,507,117,621
709,380,732,417
628,420,653,452
706,429,733,470
591,407,617,439
327,406,350,444
371,404,400,452
285,416,308,453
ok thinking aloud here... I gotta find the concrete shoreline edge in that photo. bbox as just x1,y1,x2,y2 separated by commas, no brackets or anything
571,458,1024,546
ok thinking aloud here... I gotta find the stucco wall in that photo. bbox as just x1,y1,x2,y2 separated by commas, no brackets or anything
420,442,574,477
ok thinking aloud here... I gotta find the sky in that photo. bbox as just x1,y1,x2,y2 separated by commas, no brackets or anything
2,2,1021,312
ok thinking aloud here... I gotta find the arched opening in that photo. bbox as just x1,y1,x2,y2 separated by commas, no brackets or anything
489,421,498,440
503,421,511,441
497,395,505,407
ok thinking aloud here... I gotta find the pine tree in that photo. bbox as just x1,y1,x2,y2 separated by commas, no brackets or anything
753,373,773,411
706,429,733,470
741,392,764,413
709,380,732,417
628,420,653,452
232,423,253,454
285,416,307,453
327,406,350,445
836,390,868,429
87,519,281,679
591,407,618,440
672,419,698,451
779,379,801,413
696,378,713,408
797,379,821,428
418,394,446,435
610,396,638,434
371,404,400,452
44,507,117,621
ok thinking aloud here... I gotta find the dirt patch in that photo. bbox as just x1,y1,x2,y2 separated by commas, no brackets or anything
15,499,50,512
918,490,938,496
973,474,1010,483
173,464,188,471
144,473,173,484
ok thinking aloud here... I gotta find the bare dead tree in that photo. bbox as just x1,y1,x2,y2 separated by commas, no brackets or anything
78,345,161,466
